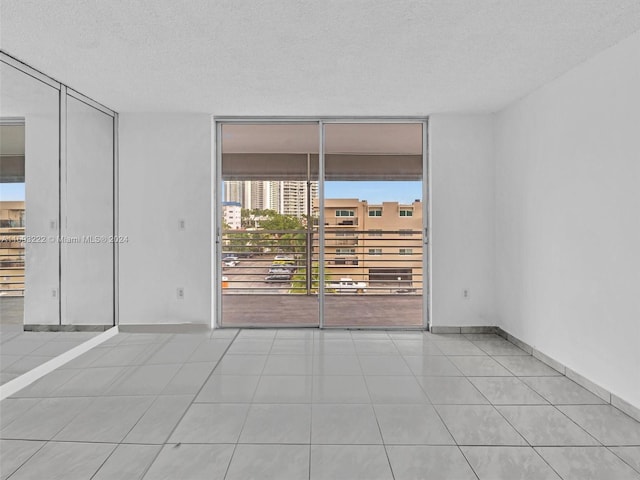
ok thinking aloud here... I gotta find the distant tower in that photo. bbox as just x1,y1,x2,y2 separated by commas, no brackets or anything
244,181,266,210
223,181,244,204
280,180,318,218
265,181,281,212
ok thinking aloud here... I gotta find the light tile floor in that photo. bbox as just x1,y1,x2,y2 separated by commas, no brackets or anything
0,324,100,385
1,329,639,479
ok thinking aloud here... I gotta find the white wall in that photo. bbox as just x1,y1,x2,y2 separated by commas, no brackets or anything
494,31,640,407
118,114,212,325
117,114,497,329
63,97,114,325
429,115,496,327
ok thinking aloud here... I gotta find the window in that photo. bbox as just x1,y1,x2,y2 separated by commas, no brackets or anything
399,208,413,217
399,229,413,236
368,248,382,255
336,248,356,255
399,248,413,255
368,208,382,217
336,232,357,237
335,210,354,217
368,229,382,237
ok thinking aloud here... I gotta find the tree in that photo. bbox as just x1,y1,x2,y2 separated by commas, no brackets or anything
289,262,331,294
229,210,309,255
258,213,304,232
224,231,253,253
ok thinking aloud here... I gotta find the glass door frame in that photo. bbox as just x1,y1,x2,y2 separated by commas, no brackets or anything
213,117,430,330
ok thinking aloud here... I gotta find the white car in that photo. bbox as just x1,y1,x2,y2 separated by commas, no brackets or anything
326,277,367,294
223,256,239,267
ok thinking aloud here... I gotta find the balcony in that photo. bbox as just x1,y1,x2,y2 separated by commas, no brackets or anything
327,256,359,266
324,218,359,227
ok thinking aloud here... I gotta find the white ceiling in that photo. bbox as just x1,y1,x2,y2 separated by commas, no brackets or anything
1,0,640,115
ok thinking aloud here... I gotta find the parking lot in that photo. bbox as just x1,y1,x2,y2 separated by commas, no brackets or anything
222,254,294,294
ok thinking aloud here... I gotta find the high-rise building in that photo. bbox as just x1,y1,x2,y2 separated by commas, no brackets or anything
264,181,280,212
225,180,316,218
280,180,318,218
243,181,263,210
223,181,244,204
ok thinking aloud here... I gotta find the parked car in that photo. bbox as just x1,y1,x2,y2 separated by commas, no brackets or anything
223,256,239,267
264,274,291,283
268,267,292,275
270,263,296,273
326,277,367,293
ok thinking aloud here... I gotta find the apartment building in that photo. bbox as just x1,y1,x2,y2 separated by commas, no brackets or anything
320,198,423,290
221,201,241,230
224,179,318,218
222,180,243,204
280,180,318,218
0,201,25,296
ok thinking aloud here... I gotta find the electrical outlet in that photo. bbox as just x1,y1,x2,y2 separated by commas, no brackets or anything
52,288,57,298
177,287,184,299
179,219,186,230
462,288,470,299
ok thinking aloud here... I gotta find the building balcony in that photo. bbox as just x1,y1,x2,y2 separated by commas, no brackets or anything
324,218,359,227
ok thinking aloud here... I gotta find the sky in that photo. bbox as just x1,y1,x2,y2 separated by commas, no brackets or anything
0,183,25,201
325,181,422,204
222,180,423,205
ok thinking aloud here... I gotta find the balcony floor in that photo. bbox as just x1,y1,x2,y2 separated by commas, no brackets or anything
221,294,424,327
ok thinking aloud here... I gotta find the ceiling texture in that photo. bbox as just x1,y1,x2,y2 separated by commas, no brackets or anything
1,0,640,115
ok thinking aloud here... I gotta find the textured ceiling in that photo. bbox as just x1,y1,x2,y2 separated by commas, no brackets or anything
1,0,640,115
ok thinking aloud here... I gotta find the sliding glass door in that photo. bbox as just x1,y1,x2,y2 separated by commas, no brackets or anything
217,120,427,328
321,123,425,327
219,123,320,327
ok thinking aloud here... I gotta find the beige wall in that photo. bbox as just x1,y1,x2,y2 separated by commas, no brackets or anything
319,198,423,290
0,201,25,294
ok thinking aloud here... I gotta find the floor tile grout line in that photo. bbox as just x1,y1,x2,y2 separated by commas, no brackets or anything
518,376,607,405
489,399,534,448
408,336,462,445
356,350,396,480
222,328,275,480
604,446,640,475
87,441,122,480
415,332,500,479
3,439,49,480
57,340,170,397
308,342,315,480
54,335,205,479
136,329,241,480
456,446,482,480
425,334,537,480
548,403,605,447
3,393,110,479
11,436,621,448
530,446,573,480
473,379,606,480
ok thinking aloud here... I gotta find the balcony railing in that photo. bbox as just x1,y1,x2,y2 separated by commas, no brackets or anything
0,230,25,296
221,228,423,295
